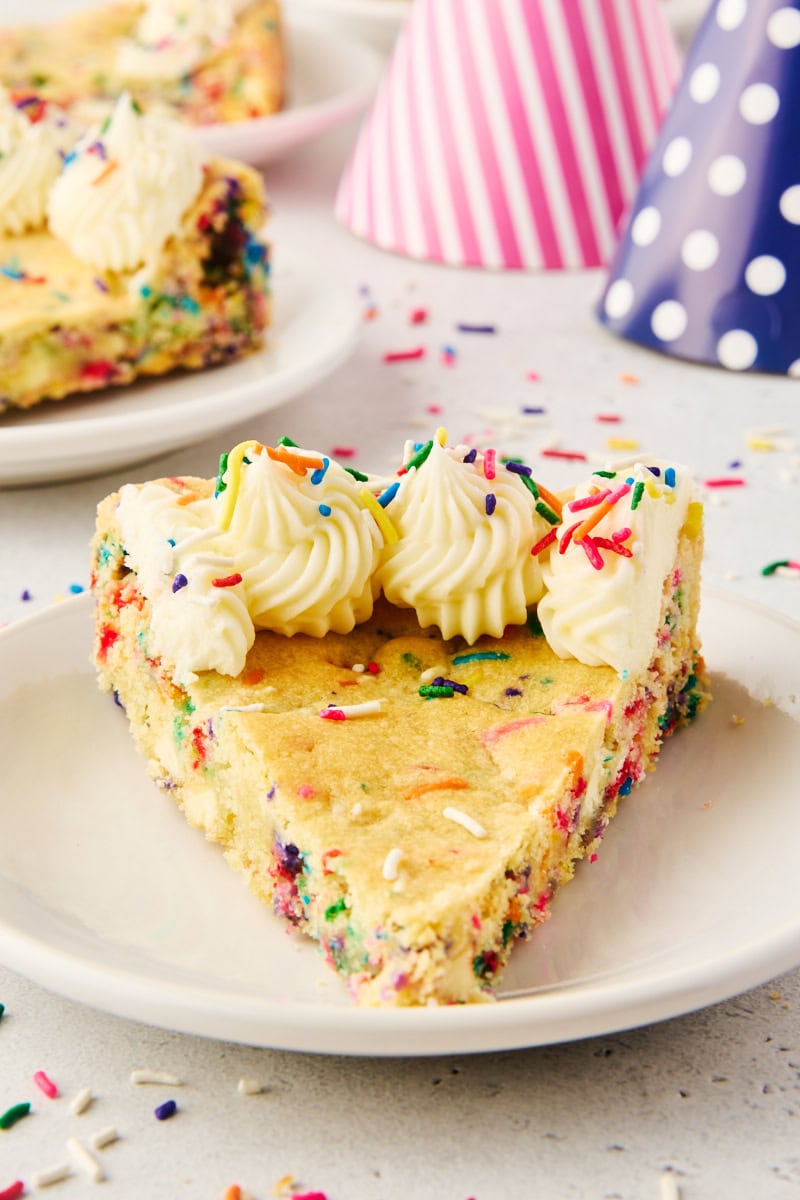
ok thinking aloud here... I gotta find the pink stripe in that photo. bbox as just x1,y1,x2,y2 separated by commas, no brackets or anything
486,6,562,269
562,3,625,235
381,75,407,252
628,0,660,141
597,0,645,171
451,0,523,268
403,24,443,262
520,1,601,265
425,0,482,265
364,115,377,243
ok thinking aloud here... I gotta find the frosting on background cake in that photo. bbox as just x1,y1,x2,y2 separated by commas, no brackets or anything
92,434,709,1006
0,94,269,411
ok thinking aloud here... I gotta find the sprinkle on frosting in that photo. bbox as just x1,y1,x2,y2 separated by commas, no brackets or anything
0,87,78,236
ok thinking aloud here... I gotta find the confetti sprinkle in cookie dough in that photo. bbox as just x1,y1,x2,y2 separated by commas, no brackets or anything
0,94,270,412
0,1,284,128
92,436,709,1006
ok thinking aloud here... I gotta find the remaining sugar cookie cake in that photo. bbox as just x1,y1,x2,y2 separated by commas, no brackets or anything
0,92,269,411
0,0,284,127
92,435,709,1006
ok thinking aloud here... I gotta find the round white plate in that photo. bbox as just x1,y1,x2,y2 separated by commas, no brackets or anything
1,590,799,1056
196,12,384,164
0,247,361,486
7,4,382,164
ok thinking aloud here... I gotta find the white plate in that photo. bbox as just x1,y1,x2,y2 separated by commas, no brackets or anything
0,247,361,486
5,4,382,164
196,13,384,164
1,590,799,1056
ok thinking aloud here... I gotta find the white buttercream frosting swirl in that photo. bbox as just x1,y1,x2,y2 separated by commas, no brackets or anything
223,448,382,638
0,88,78,236
377,441,549,642
116,0,250,82
115,446,383,684
537,462,695,676
47,93,204,272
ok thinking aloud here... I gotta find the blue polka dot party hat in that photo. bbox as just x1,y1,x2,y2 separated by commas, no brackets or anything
598,0,800,374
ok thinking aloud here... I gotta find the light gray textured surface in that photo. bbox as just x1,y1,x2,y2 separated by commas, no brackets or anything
1,118,800,1199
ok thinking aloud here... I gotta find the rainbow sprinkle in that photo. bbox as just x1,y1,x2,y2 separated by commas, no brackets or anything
383,346,425,363
0,1103,30,1130
359,488,399,544
33,1070,59,1099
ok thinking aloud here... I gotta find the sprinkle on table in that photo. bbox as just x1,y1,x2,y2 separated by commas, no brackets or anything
67,1136,104,1182
441,344,457,365
456,322,497,334
130,1068,183,1086
237,1077,263,1096
31,1163,72,1188
89,1126,120,1151
154,1099,178,1121
33,1070,59,1099
703,477,746,488
70,1087,93,1116
382,346,425,363
0,1182,25,1200
596,413,622,423
0,1102,30,1130
409,307,428,324
605,436,639,451
541,448,588,462
762,559,800,576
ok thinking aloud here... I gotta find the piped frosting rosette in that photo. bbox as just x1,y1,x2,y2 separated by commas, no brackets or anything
115,441,383,684
218,441,382,638
47,92,204,273
0,88,78,237
116,0,251,83
376,439,556,643
537,461,699,676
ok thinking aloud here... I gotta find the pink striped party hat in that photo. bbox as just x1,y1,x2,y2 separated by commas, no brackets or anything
335,0,681,270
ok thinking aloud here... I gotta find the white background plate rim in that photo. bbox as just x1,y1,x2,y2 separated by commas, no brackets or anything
0,246,362,484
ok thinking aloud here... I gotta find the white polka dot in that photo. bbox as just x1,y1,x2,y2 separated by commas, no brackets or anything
744,254,786,295
717,329,758,370
779,184,800,223
708,154,747,196
631,206,661,246
767,7,800,48
681,230,720,271
662,137,692,177
716,0,747,29
689,63,721,103
604,279,635,319
787,359,800,378
651,300,688,342
739,83,780,124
